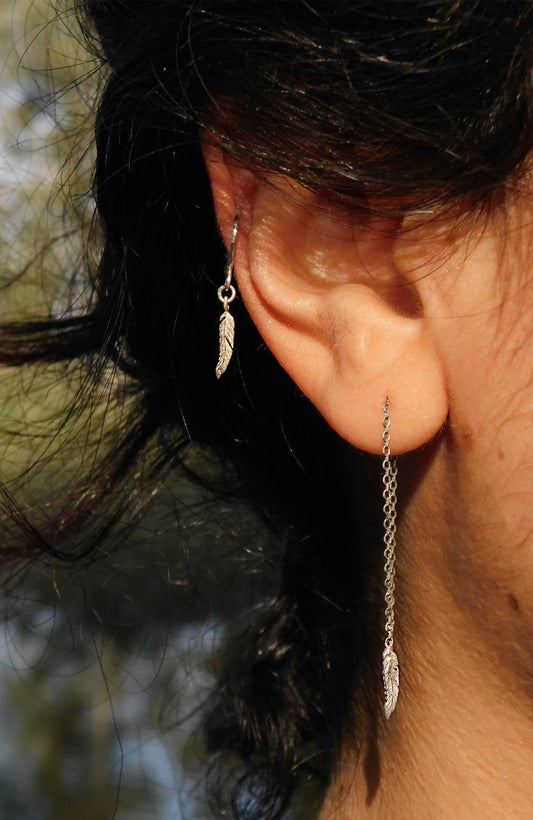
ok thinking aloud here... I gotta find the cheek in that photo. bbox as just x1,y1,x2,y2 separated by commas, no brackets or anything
441,292,533,577
436,300,533,684
428,228,533,461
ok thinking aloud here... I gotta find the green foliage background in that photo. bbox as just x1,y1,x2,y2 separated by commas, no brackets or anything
0,0,111,500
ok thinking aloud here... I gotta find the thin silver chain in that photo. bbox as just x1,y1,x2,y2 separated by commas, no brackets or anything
382,399,398,651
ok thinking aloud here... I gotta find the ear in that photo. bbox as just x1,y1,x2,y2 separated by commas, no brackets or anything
203,143,448,455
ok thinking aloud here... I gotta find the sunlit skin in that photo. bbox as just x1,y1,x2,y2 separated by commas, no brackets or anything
205,142,533,818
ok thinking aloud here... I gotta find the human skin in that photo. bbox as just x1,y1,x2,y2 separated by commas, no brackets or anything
205,142,533,818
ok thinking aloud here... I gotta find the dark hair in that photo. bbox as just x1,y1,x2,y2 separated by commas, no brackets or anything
3,1,533,817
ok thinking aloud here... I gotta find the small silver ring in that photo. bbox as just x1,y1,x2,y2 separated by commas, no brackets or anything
217,284,236,304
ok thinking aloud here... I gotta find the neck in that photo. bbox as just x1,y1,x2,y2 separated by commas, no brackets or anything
321,438,533,819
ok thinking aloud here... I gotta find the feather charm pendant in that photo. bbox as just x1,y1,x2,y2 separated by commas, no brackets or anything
216,309,235,379
382,646,399,719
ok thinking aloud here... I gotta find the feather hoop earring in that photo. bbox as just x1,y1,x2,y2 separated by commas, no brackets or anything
215,211,240,378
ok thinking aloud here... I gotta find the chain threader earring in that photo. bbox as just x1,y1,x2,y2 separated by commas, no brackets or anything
382,397,400,719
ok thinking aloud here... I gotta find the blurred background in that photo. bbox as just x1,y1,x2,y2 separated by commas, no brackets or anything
0,3,277,817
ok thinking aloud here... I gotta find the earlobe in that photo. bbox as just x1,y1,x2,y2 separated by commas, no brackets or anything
202,142,449,455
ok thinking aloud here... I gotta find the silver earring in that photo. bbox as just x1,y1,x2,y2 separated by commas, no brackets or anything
382,398,399,719
215,211,240,379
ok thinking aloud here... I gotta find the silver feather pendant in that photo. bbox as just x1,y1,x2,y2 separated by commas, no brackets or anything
216,309,235,379
382,646,400,719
